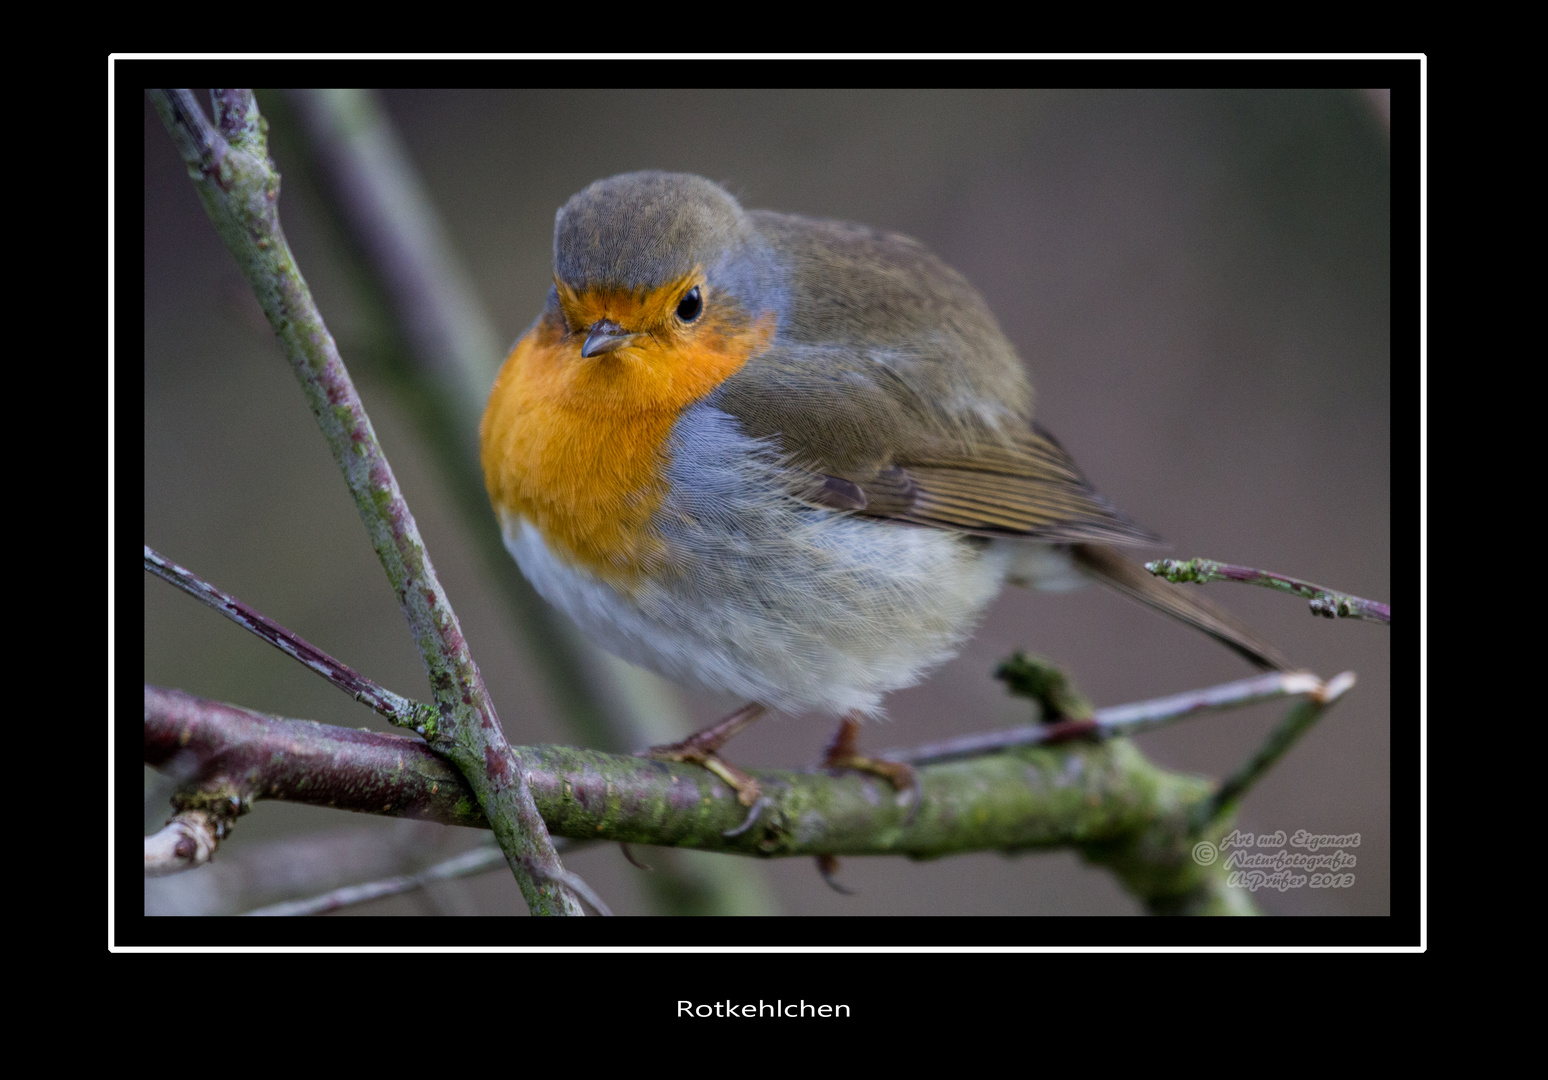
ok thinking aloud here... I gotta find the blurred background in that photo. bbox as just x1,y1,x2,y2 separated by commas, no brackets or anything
143,88,1392,918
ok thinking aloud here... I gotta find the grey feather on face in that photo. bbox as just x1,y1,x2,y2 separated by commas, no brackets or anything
553,171,759,293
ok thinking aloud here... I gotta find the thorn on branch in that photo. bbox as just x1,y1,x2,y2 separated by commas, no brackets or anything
815,854,856,895
618,843,652,871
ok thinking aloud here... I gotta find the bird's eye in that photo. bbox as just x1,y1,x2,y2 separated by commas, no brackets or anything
676,286,703,323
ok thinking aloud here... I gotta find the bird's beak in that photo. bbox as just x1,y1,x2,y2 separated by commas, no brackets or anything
581,319,641,358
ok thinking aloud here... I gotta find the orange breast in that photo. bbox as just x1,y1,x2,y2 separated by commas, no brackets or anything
480,282,774,586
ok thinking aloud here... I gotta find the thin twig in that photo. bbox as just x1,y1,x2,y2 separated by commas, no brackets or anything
148,89,580,916
1147,558,1390,624
241,842,613,917
244,845,506,916
884,670,1326,765
144,546,437,732
1193,671,1358,832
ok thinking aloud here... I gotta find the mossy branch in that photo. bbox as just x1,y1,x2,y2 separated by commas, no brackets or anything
145,673,1349,915
148,88,578,916
1147,558,1390,624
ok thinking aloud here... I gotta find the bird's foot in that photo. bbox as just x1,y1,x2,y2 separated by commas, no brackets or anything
821,713,918,794
639,702,767,808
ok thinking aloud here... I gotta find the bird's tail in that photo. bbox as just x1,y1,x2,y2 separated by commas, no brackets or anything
1071,544,1292,672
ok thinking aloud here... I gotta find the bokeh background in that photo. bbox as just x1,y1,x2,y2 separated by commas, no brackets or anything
143,87,1393,919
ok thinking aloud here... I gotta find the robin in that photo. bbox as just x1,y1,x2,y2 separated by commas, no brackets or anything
480,171,1287,810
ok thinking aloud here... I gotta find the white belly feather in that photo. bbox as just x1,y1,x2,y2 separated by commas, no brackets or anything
501,403,1076,716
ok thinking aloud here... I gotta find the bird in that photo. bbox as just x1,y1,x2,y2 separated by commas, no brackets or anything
480,171,1287,810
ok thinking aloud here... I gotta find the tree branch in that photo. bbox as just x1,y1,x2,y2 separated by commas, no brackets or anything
1193,671,1359,833
143,811,220,876
144,545,437,732
279,87,690,756
144,678,1349,914
148,89,578,915
889,661,1329,764
243,845,509,917
1146,558,1390,624
279,87,760,914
